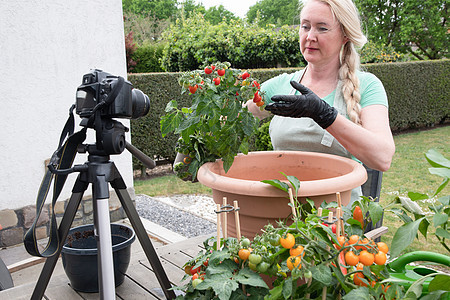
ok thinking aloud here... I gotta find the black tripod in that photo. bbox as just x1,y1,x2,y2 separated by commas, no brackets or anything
30,142,177,299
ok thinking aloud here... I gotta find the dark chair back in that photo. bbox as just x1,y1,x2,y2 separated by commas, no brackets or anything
361,166,384,239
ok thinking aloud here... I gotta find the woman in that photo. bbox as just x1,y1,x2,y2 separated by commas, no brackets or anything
246,0,395,203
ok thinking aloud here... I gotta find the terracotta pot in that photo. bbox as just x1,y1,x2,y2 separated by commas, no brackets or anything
197,151,367,239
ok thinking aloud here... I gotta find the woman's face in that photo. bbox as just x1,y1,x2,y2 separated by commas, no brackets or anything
299,1,348,66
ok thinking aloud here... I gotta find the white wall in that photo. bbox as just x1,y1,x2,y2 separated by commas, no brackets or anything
0,0,134,210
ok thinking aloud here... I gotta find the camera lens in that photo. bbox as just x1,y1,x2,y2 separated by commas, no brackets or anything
131,89,150,119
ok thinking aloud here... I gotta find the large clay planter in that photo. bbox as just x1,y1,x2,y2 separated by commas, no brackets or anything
197,151,367,239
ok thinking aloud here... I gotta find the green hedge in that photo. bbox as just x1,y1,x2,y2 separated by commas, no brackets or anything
129,60,449,168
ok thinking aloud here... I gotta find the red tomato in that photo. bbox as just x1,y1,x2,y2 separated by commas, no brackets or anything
331,223,336,233
189,85,198,94
252,91,262,103
204,67,212,74
217,69,225,76
213,77,220,85
241,71,250,79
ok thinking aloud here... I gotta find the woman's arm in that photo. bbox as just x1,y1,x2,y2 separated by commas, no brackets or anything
244,99,272,120
326,104,395,172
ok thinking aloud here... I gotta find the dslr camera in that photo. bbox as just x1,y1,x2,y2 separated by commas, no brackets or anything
76,69,149,119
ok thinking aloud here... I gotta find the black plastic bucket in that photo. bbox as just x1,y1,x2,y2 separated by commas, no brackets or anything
61,223,135,293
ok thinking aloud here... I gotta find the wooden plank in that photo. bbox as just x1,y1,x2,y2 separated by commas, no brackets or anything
115,276,159,300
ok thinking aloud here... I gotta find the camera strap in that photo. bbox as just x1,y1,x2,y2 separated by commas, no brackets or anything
24,105,87,257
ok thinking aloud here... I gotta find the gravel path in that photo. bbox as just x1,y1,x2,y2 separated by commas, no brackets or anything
135,194,217,238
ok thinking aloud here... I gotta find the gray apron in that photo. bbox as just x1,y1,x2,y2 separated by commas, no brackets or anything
269,68,362,205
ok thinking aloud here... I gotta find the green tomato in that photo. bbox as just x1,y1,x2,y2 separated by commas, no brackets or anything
248,262,258,271
267,264,278,276
269,234,281,246
192,278,203,288
256,261,270,273
304,270,312,279
240,238,251,248
249,253,262,265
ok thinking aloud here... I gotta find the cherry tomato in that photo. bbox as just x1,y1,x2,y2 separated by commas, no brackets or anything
192,278,203,288
374,251,387,265
251,80,260,88
241,71,250,79
353,205,364,229
286,256,301,271
359,250,375,266
256,100,265,107
252,91,262,103
304,270,312,279
204,66,212,74
183,156,192,164
213,77,220,85
331,223,337,233
238,248,251,260
377,242,389,254
188,85,198,94
280,233,295,249
256,261,270,273
249,253,262,265
190,265,201,275
192,273,199,280
240,238,251,248
217,69,225,76
344,250,359,266
269,234,281,246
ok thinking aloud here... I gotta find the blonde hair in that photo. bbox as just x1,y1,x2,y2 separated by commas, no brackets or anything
301,0,367,124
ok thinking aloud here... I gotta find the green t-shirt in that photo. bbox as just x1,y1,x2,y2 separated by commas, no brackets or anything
261,69,388,110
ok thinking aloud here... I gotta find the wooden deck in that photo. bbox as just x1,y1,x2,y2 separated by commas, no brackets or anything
0,235,209,299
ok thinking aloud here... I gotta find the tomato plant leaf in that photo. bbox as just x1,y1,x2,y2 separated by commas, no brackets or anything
389,217,425,258
388,208,413,224
425,149,450,169
428,274,450,292
368,201,383,226
282,276,293,299
234,267,268,289
435,228,450,240
438,195,449,206
285,175,301,196
261,179,289,193
433,177,449,197
433,212,448,227
310,264,332,285
407,192,429,201
418,217,430,239
342,286,370,300
396,196,425,215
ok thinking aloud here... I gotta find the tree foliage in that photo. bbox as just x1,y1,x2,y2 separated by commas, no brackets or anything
204,5,238,25
355,0,449,60
246,0,300,27
160,13,304,71
122,0,178,20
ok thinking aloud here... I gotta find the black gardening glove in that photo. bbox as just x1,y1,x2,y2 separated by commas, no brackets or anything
265,81,338,129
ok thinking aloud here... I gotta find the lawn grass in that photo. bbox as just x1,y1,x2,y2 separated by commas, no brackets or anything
134,125,449,254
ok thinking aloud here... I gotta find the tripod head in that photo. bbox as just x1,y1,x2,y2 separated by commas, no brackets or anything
47,69,156,176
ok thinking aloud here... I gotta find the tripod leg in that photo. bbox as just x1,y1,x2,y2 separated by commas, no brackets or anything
114,187,176,299
31,188,86,300
93,195,116,299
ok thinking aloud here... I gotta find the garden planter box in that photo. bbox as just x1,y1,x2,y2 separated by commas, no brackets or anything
197,151,367,238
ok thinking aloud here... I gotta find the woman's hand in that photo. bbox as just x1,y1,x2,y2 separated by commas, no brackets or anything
244,99,271,120
265,81,338,129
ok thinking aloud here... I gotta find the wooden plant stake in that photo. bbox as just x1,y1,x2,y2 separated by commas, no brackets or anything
223,197,228,239
288,188,297,218
233,201,241,241
216,204,221,251
336,207,342,239
336,192,345,237
321,212,334,300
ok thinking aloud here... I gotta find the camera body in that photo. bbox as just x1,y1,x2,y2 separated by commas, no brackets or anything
76,69,149,119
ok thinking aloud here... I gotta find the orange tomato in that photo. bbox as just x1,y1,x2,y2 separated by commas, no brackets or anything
290,245,305,257
345,251,359,266
353,206,364,228
348,235,360,245
286,255,302,271
238,248,251,260
280,233,296,249
374,251,387,265
377,242,389,254
336,236,346,250
359,250,375,266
